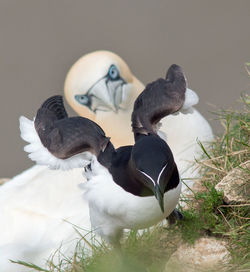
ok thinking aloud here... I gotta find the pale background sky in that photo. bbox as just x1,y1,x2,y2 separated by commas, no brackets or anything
0,0,249,177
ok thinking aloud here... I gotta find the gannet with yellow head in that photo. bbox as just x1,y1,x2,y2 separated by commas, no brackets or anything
65,51,144,146
64,50,214,187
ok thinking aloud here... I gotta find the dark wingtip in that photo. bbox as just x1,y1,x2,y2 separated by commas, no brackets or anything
41,95,63,108
40,95,68,120
165,64,185,83
131,64,187,140
35,95,68,148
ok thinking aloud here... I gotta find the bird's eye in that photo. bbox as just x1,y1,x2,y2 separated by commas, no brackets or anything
108,65,119,80
75,94,89,105
79,95,88,104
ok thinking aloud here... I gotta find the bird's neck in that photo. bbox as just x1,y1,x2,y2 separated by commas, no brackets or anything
96,110,134,147
97,141,116,169
130,76,145,103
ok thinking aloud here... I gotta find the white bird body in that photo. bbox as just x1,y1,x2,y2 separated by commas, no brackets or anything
0,52,214,271
83,158,181,242
161,108,213,191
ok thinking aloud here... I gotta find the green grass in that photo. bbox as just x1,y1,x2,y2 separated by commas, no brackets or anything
177,93,250,270
14,94,250,272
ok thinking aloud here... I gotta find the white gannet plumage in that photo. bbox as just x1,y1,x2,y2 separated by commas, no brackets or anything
0,51,213,271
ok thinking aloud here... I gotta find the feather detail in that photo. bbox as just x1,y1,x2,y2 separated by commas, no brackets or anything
131,64,187,139
19,116,92,170
180,88,199,111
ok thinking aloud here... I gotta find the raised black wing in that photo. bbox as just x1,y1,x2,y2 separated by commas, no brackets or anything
131,64,186,138
35,95,110,159
20,95,110,170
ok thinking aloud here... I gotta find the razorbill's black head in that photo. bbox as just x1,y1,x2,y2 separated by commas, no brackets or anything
131,135,177,212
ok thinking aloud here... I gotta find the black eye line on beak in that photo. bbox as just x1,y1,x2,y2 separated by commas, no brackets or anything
86,76,106,96
104,76,126,92
75,93,111,113
104,76,125,85
74,75,106,110
91,94,111,113
74,66,127,113
105,65,126,86
104,74,126,112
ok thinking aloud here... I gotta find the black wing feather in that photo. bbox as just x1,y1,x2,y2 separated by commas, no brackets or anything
40,95,68,120
35,96,110,159
131,64,186,138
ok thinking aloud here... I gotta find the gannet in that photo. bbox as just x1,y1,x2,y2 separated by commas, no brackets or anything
64,51,214,189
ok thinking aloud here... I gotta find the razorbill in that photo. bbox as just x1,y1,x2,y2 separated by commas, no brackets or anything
21,64,186,244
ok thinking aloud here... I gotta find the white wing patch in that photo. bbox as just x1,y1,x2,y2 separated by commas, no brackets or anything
19,116,93,171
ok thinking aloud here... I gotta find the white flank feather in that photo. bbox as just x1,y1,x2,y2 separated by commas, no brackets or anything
19,116,93,171
156,122,167,141
82,158,182,243
181,88,199,112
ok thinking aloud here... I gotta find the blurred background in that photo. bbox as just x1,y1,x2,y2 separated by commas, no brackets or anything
0,0,249,178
